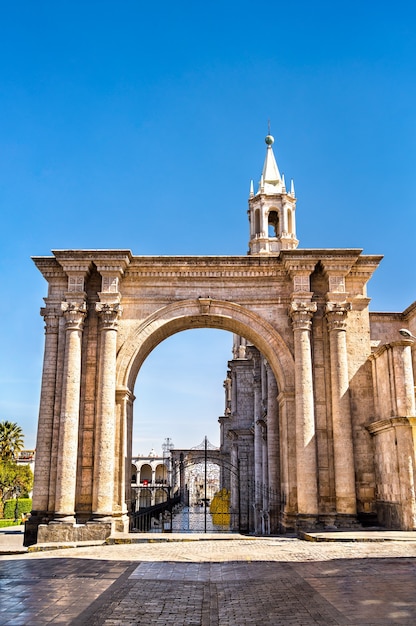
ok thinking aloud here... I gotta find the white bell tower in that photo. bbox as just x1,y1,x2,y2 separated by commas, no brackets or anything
248,134,298,255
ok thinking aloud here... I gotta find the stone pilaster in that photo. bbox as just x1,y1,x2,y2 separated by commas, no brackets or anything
253,372,263,531
290,301,319,522
54,301,87,521
261,420,269,534
92,303,122,519
326,301,357,517
31,306,61,517
229,433,239,532
116,388,135,526
265,363,280,533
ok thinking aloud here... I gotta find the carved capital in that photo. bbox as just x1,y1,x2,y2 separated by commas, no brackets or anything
289,301,317,332
96,302,122,330
40,307,61,334
325,302,351,332
61,301,87,330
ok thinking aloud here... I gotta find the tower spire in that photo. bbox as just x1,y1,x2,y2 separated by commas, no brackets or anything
247,132,299,255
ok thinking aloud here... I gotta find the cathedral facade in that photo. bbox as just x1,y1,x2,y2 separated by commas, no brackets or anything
25,135,416,545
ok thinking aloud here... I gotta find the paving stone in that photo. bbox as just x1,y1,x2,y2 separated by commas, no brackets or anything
1,538,416,624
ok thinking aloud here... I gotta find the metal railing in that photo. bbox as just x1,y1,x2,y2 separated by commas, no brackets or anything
130,494,181,533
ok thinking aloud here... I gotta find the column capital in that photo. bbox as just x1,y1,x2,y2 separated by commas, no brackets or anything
325,301,351,332
289,301,317,331
61,301,87,330
96,302,122,329
40,306,61,333
116,387,136,405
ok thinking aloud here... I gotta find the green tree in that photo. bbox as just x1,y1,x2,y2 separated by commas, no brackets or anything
0,460,33,517
0,421,24,461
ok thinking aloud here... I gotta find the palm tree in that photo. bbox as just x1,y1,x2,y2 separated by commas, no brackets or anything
0,421,24,461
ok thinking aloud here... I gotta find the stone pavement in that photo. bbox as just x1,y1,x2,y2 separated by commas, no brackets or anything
1,531,416,625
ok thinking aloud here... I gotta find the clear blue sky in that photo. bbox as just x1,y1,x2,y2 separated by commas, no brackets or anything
0,1,415,453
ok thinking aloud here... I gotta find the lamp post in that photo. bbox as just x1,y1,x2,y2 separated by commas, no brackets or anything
14,486,21,523
399,329,416,341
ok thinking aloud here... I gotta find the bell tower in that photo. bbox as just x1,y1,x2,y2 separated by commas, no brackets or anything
248,134,298,254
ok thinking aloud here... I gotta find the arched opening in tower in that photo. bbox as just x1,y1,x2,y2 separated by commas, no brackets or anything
268,210,279,238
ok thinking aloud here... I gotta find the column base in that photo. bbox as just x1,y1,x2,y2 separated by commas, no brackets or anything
51,514,76,524
91,513,129,532
334,513,360,529
295,514,319,532
35,520,113,544
279,511,297,533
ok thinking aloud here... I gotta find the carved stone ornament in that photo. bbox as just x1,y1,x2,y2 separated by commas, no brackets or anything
40,307,60,333
61,301,87,330
328,276,345,293
102,275,119,293
325,301,351,332
67,275,85,293
293,275,310,292
96,302,122,329
198,297,212,314
289,301,317,331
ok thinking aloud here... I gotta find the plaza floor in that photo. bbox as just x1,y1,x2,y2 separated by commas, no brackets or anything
1,527,416,625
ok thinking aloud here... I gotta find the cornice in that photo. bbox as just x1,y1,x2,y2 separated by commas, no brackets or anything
32,257,66,280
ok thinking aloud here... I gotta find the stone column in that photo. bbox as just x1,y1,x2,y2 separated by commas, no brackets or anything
92,303,121,519
253,374,263,533
31,307,60,516
115,388,134,528
261,422,269,533
394,342,416,417
266,363,280,533
229,435,239,531
326,302,356,517
54,301,87,521
290,301,318,522
281,202,288,235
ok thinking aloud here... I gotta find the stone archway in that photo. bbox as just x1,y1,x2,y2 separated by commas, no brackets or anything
113,298,295,535
26,247,383,545
116,298,294,392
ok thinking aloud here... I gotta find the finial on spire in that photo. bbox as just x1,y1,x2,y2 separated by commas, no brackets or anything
249,179,254,198
265,120,274,146
290,179,295,196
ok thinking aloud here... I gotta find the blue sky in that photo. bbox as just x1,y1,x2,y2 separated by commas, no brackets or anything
0,1,415,453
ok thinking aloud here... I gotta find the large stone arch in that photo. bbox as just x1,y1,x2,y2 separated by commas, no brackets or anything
27,246,386,546
116,298,295,395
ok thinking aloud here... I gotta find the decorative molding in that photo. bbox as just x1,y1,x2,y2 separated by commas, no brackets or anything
367,416,416,436
293,275,311,292
328,276,345,293
101,275,119,293
125,269,285,279
68,276,85,293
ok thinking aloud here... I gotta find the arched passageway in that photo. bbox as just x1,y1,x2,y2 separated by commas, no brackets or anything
27,245,385,546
